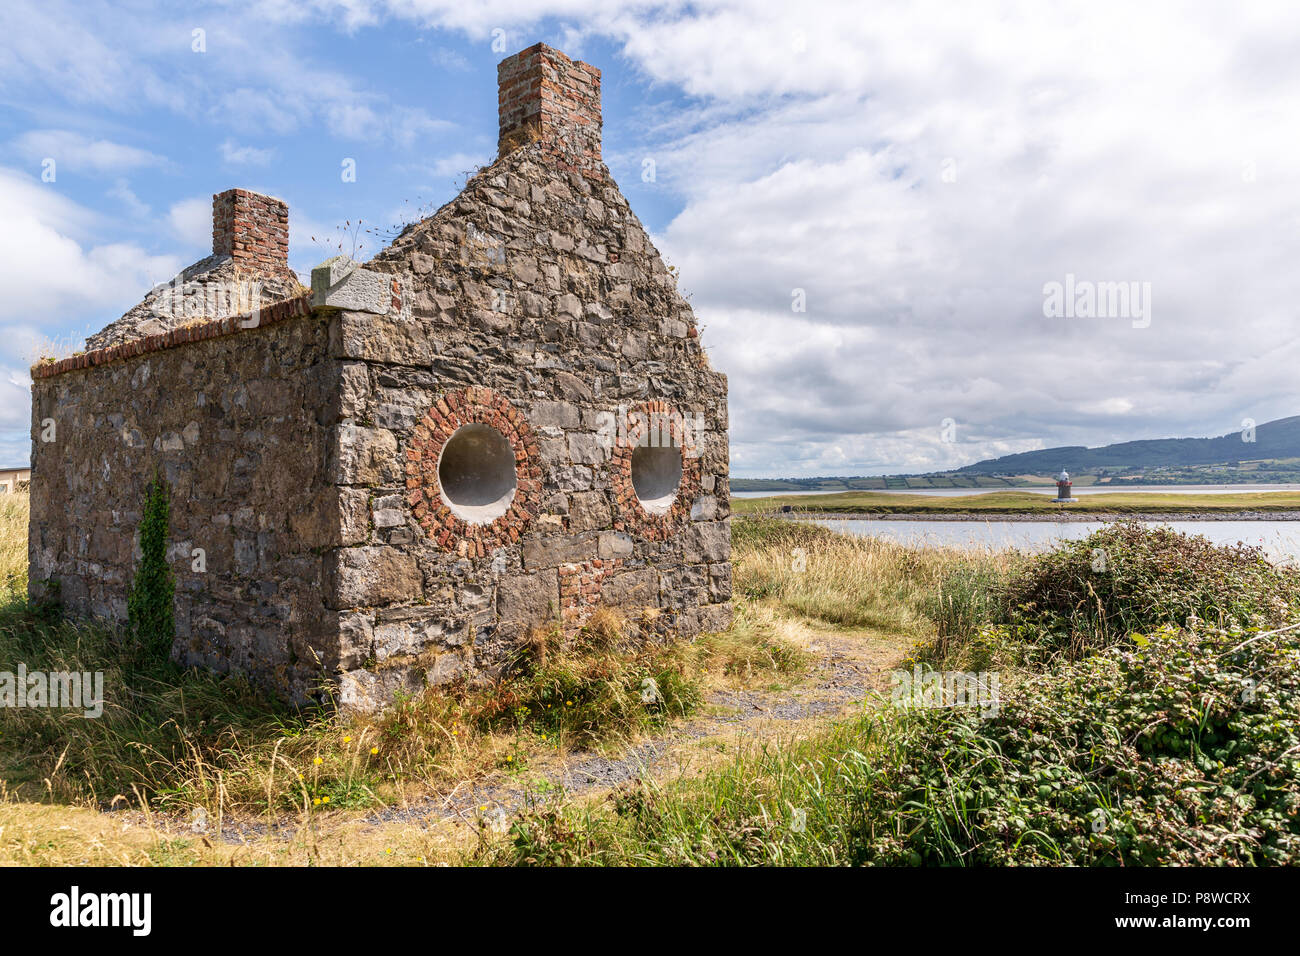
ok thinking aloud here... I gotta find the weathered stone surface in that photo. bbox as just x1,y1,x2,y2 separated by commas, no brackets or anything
338,612,375,670
28,315,337,703
567,491,611,532
522,533,597,569
330,311,429,365
373,609,445,662
568,432,608,465
709,562,733,602
331,424,399,485
327,547,423,608
312,258,391,314
427,650,471,686
529,400,580,429
338,487,371,545
598,530,633,558
690,495,719,521
497,568,560,626
337,666,424,714
600,568,657,607
683,520,731,563
372,493,405,529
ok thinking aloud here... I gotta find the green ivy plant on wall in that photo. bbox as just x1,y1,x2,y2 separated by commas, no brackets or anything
128,474,175,659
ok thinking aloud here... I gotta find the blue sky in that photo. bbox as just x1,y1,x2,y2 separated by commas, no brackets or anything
4,1,1300,477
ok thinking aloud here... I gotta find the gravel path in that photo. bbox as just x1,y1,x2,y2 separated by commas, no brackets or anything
182,625,899,845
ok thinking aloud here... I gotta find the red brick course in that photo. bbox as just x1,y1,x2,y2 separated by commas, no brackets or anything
558,558,622,628
610,399,703,541
30,293,315,380
405,386,543,555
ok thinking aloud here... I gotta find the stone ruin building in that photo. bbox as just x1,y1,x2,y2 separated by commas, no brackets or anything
27,44,732,711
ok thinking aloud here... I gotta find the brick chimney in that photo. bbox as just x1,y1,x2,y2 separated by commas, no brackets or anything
497,44,602,179
212,188,289,272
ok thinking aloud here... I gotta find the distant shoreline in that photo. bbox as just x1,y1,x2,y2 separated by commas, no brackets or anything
771,510,1300,523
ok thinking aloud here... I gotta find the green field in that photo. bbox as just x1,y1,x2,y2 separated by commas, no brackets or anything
730,489,1300,515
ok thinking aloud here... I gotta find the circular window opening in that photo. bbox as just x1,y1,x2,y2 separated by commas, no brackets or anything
630,444,683,515
438,423,518,524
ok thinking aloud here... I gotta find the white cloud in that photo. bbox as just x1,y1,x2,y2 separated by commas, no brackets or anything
430,46,471,70
254,0,1300,475
107,178,151,217
0,365,34,439
398,151,491,181
0,167,182,340
0,1,185,111
546,0,1300,475
8,0,1300,476
166,197,211,250
220,140,276,166
11,130,166,175
2,1,455,148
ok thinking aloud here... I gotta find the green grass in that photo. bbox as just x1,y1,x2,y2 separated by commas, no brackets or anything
0,597,792,814
733,517,1019,642
472,518,1300,867
481,620,1300,866
8,488,1300,867
731,488,1300,514
922,518,1300,670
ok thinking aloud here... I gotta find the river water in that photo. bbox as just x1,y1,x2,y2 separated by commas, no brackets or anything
732,483,1300,499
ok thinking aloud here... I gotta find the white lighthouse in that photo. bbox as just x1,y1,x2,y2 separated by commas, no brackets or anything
1054,469,1078,503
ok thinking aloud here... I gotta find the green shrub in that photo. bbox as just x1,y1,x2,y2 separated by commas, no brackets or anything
924,521,1300,667
920,557,1015,663
477,621,1300,867
474,612,704,746
1000,521,1300,660
847,622,1300,865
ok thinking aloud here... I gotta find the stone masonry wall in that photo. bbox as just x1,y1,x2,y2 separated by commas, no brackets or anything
326,138,731,712
29,305,344,702
28,44,731,715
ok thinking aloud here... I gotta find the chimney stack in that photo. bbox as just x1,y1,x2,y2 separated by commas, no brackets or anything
212,188,289,272
497,44,602,179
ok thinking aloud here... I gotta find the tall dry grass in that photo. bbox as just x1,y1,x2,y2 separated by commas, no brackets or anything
0,495,804,819
732,517,1020,650
0,492,28,598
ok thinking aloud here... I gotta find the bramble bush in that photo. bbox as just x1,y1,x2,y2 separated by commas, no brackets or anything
928,520,1300,667
850,621,1300,865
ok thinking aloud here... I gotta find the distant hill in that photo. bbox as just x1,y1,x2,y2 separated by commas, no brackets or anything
730,474,1025,492
955,416,1300,476
732,416,1300,492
